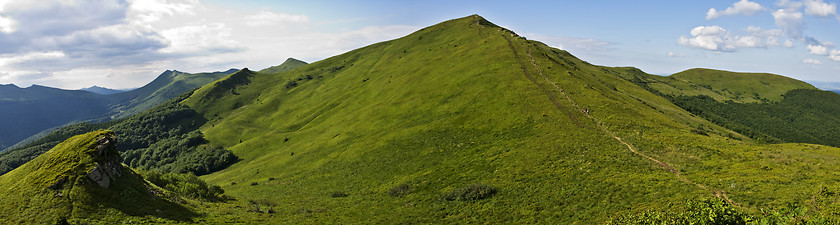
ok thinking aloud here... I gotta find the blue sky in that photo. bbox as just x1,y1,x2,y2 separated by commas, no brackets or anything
0,0,838,89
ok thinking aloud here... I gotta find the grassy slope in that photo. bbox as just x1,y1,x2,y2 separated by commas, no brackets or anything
182,15,836,223
106,69,237,119
667,68,816,102
0,130,195,224
181,15,840,223
259,58,308,74
6,15,840,223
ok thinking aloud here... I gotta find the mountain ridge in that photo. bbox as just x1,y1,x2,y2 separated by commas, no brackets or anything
3,14,840,223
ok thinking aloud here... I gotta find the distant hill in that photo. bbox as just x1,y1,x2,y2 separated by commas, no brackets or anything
79,86,129,95
259,58,307,74
0,69,238,150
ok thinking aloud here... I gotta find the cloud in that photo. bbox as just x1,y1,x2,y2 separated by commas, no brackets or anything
807,44,830,55
803,0,837,17
667,52,684,57
803,58,823,64
128,0,198,23
158,23,243,55
831,50,840,61
243,10,309,27
772,9,805,38
707,0,765,19
678,25,791,51
0,15,16,33
0,51,66,68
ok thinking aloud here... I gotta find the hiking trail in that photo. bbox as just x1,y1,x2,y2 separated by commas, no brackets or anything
501,33,737,206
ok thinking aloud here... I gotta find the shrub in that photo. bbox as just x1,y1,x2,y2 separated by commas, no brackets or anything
442,183,497,201
331,191,348,198
140,170,224,201
389,184,411,197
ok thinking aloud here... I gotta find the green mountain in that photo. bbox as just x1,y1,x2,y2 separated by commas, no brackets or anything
0,69,236,151
670,68,816,102
5,15,840,223
0,130,196,224
259,58,308,74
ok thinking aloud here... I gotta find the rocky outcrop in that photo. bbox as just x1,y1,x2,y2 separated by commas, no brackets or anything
86,135,123,189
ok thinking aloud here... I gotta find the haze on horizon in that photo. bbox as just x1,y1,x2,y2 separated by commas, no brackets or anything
0,0,838,90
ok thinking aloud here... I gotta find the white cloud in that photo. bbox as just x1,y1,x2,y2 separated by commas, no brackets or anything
243,10,309,27
0,51,65,67
678,25,792,51
831,50,840,61
784,39,795,47
128,0,198,23
803,0,837,17
0,15,16,33
803,58,823,64
807,44,830,55
158,23,243,55
707,0,765,19
667,52,684,57
772,9,805,38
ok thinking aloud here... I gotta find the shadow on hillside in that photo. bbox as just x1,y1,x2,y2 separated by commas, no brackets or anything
83,169,201,222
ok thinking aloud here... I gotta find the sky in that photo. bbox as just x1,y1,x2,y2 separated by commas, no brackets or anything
0,0,838,89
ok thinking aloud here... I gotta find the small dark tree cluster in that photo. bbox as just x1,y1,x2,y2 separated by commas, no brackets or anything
140,170,225,201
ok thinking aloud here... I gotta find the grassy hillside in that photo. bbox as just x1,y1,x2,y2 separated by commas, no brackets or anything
670,68,816,103
0,59,305,175
6,15,840,223
106,69,238,119
176,15,840,223
259,58,307,74
0,130,197,224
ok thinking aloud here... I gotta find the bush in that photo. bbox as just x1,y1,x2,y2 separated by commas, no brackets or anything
140,170,224,201
331,191,348,198
442,183,497,201
389,184,411,197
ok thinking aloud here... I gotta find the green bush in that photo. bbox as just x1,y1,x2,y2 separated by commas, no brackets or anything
388,184,411,197
442,183,497,201
140,170,224,201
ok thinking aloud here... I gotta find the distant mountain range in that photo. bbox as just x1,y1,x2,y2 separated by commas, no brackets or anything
0,69,239,150
79,86,133,95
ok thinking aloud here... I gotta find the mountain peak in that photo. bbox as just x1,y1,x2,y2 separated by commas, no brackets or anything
258,58,308,74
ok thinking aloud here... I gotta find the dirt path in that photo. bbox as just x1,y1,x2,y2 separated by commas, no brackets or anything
503,34,736,205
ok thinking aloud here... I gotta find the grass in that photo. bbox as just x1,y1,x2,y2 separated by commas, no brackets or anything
0,130,198,224
5,14,840,223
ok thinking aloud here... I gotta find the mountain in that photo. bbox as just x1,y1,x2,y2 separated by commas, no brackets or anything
4,15,840,223
104,69,239,119
79,86,129,95
259,58,308,74
0,85,111,150
0,130,197,224
0,69,236,151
